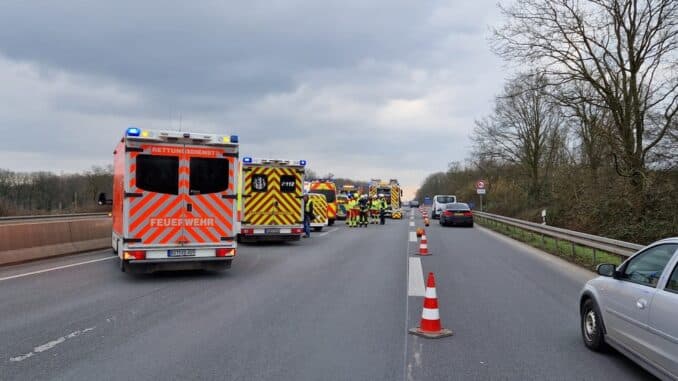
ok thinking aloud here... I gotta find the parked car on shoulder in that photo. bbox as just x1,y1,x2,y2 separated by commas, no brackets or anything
439,203,473,227
579,237,678,380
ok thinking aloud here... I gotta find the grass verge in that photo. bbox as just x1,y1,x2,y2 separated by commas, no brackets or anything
476,217,624,270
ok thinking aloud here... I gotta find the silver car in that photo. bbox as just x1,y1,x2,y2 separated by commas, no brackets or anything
580,237,678,380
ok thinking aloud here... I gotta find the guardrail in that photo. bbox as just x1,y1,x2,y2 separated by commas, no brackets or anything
0,212,109,222
474,211,643,259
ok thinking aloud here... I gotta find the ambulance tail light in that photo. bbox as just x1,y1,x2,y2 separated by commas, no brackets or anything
241,228,254,235
216,248,235,257
291,228,303,234
123,250,146,260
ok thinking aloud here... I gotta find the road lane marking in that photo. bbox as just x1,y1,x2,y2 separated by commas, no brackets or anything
0,257,115,282
315,227,338,237
409,221,415,227
409,231,417,242
408,257,425,296
10,327,95,362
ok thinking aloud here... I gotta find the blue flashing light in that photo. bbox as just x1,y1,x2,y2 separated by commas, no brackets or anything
230,135,239,143
299,160,307,166
126,127,141,137
243,157,253,164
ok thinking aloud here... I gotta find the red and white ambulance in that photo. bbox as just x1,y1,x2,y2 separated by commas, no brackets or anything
107,127,239,273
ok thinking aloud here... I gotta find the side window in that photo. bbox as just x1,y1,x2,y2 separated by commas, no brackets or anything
251,174,268,193
623,244,678,288
666,263,678,294
280,175,296,193
136,155,179,195
189,158,229,195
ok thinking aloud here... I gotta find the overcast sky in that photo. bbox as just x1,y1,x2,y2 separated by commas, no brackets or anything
0,1,507,198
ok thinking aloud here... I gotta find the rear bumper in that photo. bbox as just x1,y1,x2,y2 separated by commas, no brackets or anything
239,234,301,242
440,216,473,225
127,257,233,272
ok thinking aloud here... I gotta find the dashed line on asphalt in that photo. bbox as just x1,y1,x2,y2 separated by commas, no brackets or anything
409,221,415,227
407,257,425,296
409,231,417,242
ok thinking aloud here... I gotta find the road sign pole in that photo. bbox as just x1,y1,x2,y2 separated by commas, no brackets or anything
480,194,483,212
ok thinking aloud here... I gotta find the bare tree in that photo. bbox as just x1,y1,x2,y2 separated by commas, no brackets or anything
493,0,678,192
473,74,565,200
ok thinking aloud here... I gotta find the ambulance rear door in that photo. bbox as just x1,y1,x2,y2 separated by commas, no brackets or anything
243,163,303,230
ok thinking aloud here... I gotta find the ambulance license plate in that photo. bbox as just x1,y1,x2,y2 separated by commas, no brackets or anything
168,249,196,257
265,228,280,234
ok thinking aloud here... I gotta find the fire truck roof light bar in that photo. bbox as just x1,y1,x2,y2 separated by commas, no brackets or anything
124,128,238,145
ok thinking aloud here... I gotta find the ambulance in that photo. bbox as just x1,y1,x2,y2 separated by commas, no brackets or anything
238,157,306,242
307,193,328,231
308,180,338,225
106,127,239,273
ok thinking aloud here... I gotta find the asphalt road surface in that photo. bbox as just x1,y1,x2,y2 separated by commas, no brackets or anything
0,210,656,380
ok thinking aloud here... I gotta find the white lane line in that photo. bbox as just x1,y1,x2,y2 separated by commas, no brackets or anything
408,257,425,296
409,231,417,242
409,221,415,227
0,257,115,282
314,227,338,237
10,327,96,362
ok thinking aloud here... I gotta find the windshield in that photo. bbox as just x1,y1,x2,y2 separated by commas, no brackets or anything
436,196,456,204
377,187,390,197
314,189,336,203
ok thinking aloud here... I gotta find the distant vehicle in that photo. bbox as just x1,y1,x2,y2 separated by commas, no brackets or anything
369,179,403,219
431,195,457,219
439,203,473,227
409,200,420,207
105,127,239,274
336,194,348,220
309,180,337,225
307,193,328,232
579,238,678,380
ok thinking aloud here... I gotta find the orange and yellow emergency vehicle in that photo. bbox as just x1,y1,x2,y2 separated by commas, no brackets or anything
307,192,328,231
108,127,238,273
237,157,306,242
308,180,337,225
369,178,403,219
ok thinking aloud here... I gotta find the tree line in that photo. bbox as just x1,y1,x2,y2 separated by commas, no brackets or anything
0,166,113,216
416,0,678,244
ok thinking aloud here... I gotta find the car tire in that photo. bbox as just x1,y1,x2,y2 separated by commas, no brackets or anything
469,222,474,228
581,299,607,352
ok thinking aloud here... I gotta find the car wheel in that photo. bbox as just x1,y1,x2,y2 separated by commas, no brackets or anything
469,222,474,228
581,299,606,351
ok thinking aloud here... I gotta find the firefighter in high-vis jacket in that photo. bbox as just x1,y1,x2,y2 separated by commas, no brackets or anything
379,194,387,225
358,195,369,227
369,195,379,224
349,197,360,228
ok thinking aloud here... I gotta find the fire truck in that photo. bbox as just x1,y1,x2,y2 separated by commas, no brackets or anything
238,157,306,242
106,127,239,273
308,180,338,225
369,179,403,219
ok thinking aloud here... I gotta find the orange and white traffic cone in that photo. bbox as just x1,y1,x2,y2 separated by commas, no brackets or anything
417,238,430,256
424,217,430,227
421,234,427,245
409,272,453,338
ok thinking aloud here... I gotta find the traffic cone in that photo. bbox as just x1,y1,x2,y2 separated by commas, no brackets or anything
417,239,430,256
421,234,427,245
424,217,430,227
409,272,453,338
